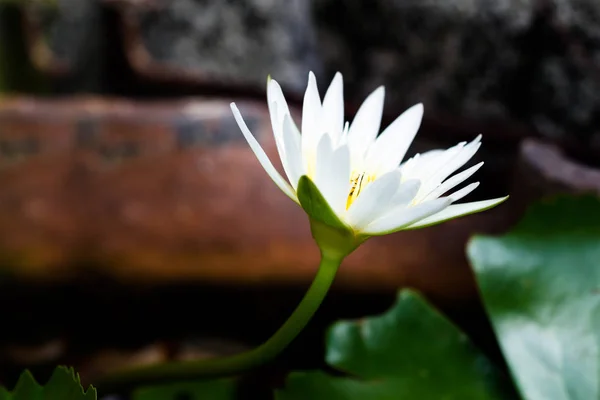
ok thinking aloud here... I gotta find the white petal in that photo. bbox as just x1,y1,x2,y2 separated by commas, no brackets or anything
446,135,482,172
282,114,304,190
410,143,465,183
314,134,351,214
267,78,292,139
448,182,479,202
438,135,482,182
325,146,352,215
302,72,322,162
364,103,424,176
404,197,509,230
346,169,401,229
231,103,298,202
420,136,481,196
400,150,446,181
422,162,484,201
411,136,482,201
267,82,301,176
315,133,333,183
269,102,302,183
335,121,350,148
322,72,344,143
391,179,421,206
398,154,420,178
363,198,451,235
267,101,285,159
347,86,385,157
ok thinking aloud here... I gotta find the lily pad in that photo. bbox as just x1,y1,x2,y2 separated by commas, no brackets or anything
468,195,600,400
276,290,511,400
0,366,96,400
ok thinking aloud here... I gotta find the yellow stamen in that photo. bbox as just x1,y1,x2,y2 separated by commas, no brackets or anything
346,171,375,209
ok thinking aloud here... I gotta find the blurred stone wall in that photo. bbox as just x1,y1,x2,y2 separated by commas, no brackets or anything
9,0,600,151
315,0,600,153
137,0,322,93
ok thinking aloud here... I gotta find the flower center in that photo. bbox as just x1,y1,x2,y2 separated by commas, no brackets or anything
346,171,375,209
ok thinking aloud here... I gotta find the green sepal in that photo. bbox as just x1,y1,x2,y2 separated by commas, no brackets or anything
297,175,365,259
297,175,348,231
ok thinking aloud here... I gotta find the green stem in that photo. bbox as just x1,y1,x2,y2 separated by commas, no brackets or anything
98,253,343,390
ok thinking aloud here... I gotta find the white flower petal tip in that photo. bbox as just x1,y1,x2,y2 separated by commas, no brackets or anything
230,74,508,249
399,103,424,126
348,86,385,153
365,102,425,175
322,72,344,142
449,182,480,202
405,196,510,230
230,102,298,203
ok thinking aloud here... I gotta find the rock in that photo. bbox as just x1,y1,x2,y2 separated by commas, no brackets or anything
3,339,66,366
511,138,600,210
175,338,249,361
313,0,600,152
128,0,321,93
16,0,321,96
16,0,600,153
314,0,531,117
78,343,168,385
22,0,105,91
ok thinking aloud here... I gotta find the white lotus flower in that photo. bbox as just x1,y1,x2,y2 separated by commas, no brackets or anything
230,72,507,242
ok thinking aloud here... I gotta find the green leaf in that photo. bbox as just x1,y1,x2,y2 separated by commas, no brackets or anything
277,290,511,400
297,175,348,231
0,367,96,400
132,378,237,400
468,195,600,400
